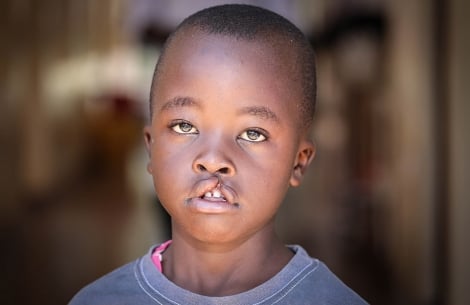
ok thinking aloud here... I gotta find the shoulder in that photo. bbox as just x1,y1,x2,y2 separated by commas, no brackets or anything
283,245,369,304
68,260,138,305
68,246,161,305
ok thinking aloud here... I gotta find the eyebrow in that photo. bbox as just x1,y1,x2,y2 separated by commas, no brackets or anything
160,96,200,112
160,97,279,123
238,106,280,123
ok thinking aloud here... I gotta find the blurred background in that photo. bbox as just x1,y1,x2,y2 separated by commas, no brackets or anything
1,0,469,304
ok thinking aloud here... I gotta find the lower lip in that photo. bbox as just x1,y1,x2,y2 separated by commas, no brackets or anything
186,198,239,214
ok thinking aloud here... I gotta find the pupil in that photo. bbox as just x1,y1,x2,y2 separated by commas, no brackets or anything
181,123,191,132
247,130,259,140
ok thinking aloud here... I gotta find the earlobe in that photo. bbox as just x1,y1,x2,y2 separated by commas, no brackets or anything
290,139,315,187
146,162,153,174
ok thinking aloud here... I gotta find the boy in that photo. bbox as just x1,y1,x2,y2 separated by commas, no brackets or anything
70,4,367,304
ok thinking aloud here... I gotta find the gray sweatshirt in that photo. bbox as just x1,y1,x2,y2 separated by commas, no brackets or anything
69,245,368,305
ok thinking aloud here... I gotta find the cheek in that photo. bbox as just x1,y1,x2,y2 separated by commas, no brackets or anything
243,155,293,203
149,146,188,193
150,134,187,169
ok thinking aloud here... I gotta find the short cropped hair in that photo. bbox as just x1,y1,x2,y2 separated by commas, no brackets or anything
150,4,316,127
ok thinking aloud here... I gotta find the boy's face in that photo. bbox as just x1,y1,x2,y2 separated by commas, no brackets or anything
144,29,315,245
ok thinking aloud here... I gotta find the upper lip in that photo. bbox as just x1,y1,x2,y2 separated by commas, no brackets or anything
191,176,237,205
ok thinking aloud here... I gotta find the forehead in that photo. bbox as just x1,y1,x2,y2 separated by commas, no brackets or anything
165,27,295,65
153,29,303,111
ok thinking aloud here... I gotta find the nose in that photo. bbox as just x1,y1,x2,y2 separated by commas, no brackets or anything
192,137,236,176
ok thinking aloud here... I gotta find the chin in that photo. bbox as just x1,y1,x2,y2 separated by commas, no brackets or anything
184,224,246,246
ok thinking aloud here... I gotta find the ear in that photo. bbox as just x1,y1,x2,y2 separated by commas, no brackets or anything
143,126,153,174
290,139,315,187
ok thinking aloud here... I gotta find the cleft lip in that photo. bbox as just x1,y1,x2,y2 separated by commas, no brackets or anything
202,189,225,200
191,176,237,205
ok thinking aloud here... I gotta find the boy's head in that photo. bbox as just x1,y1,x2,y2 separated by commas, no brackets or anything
150,4,316,129
144,4,316,244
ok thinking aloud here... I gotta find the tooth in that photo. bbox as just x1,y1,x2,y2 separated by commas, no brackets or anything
213,190,221,198
204,192,212,198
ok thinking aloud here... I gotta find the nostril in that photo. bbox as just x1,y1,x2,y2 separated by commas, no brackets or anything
197,164,206,172
218,167,229,175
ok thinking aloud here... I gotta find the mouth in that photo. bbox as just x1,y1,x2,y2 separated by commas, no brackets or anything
202,188,226,201
186,177,239,213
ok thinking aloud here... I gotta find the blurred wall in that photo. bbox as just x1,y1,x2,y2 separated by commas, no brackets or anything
1,0,128,214
387,0,436,302
448,0,470,304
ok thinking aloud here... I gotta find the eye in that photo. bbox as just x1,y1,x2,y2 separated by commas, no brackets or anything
170,121,198,134
239,129,267,142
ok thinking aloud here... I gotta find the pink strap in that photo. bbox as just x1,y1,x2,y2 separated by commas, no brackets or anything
151,240,172,272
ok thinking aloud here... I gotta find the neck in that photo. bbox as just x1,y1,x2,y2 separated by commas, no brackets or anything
162,231,293,296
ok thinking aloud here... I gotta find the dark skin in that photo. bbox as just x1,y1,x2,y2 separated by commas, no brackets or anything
144,28,315,296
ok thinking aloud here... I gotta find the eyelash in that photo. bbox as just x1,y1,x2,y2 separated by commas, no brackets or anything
168,120,268,142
